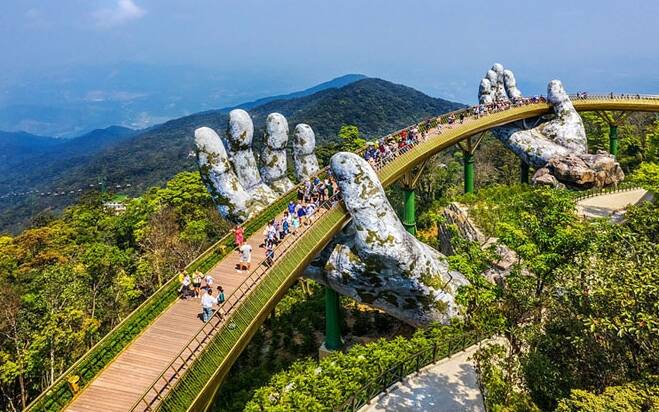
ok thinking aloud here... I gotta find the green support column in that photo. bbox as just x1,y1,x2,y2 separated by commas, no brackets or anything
402,187,417,236
609,124,619,156
463,152,475,194
324,287,343,350
520,161,529,184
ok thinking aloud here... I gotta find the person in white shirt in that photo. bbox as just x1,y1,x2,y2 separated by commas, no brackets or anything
239,243,252,271
201,289,216,322
204,274,214,290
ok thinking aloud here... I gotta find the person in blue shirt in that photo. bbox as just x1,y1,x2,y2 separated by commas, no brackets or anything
296,201,307,225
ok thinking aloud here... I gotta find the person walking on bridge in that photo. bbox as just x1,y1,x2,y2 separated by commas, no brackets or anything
239,242,253,271
232,224,244,247
204,273,214,291
180,272,192,300
201,288,216,322
192,271,202,298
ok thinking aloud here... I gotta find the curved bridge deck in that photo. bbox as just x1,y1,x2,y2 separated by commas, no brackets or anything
65,222,275,411
44,95,659,412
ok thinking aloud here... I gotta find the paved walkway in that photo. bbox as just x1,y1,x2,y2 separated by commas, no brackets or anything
362,344,485,412
576,188,652,220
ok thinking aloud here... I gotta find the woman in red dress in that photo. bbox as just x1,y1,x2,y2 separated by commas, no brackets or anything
233,225,244,247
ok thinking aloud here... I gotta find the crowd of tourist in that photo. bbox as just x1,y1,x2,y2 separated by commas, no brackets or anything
261,176,337,265
358,94,551,167
177,173,342,323
574,91,645,100
177,270,226,322
181,92,558,324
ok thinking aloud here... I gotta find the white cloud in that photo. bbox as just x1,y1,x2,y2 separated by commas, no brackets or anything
93,0,146,29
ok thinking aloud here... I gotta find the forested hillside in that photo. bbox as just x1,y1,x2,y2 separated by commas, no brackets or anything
0,126,136,190
49,78,463,194
0,78,463,233
0,172,228,411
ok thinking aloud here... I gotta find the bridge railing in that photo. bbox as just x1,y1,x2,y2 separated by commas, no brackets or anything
569,93,659,100
333,332,481,412
573,181,644,202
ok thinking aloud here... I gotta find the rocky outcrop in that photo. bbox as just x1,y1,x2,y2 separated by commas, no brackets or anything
195,111,320,222
438,202,484,255
306,153,469,327
480,64,624,189
534,151,624,188
439,202,518,284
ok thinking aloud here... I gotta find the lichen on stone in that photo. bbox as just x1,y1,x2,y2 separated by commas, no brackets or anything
479,64,624,188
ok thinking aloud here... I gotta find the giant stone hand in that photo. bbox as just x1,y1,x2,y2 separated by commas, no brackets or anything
480,64,624,188
195,110,319,222
307,152,469,327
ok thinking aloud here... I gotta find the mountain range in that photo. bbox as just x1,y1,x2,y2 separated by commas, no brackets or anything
0,76,464,233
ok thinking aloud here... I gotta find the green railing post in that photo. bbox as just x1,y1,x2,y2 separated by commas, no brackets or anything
463,152,475,194
520,160,529,184
609,124,619,156
402,187,416,236
325,287,343,350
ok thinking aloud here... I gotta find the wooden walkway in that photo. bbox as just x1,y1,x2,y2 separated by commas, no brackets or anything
65,211,305,411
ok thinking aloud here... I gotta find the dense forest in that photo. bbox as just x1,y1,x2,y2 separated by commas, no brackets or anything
0,172,228,411
0,78,463,234
214,114,659,411
242,182,658,411
1,109,657,411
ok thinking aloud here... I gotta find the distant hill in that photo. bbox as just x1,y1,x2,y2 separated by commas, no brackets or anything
0,126,136,192
234,74,368,110
0,131,60,161
0,78,463,233
49,78,463,193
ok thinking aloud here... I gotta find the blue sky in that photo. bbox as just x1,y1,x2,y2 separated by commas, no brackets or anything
1,0,658,133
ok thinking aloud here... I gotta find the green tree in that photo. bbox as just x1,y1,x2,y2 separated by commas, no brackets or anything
338,125,366,152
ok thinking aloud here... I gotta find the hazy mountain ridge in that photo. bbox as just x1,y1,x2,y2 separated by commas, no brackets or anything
234,74,368,110
0,64,366,137
0,77,463,233
47,78,463,194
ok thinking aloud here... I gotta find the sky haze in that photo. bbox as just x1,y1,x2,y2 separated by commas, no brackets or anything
1,0,658,135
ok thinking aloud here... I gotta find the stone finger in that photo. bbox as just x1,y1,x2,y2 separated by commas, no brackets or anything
260,113,294,194
226,109,278,203
542,80,587,153
490,63,508,101
293,124,320,180
195,127,252,222
479,78,493,104
503,69,522,100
